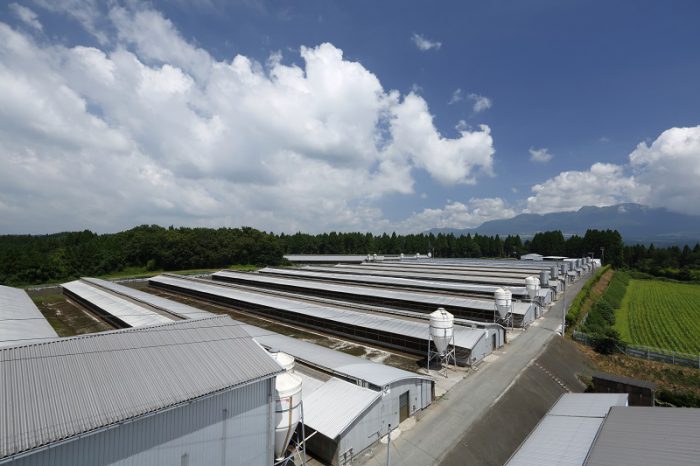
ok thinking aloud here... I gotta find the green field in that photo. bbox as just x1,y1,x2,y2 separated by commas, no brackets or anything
615,279,700,355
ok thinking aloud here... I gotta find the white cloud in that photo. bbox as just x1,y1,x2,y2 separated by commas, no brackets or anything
0,6,496,234
629,125,700,215
9,3,42,31
449,88,463,105
398,198,515,233
525,163,649,214
449,89,492,113
411,33,441,51
468,93,492,113
32,0,107,44
529,147,553,163
525,125,700,216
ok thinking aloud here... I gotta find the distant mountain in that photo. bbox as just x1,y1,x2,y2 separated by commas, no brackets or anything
428,204,700,245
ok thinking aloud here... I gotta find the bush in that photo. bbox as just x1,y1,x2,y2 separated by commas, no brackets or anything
657,389,700,408
591,328,623,355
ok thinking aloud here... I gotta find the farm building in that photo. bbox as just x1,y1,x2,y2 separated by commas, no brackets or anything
520,253,544,261
284,254,370,264
0,284,58,347
506,393,629,466
242,324,434,465
211,270,537,326
0,317,282,466
508,393,700,466
149,274,503,365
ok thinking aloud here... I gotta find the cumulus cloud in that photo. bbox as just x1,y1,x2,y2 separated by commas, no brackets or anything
628,125,700,215
525,125,700,215
525,163,649,214
529,147,553,163
32,0,107,44
9,3,42,31
411,33,441,51
398,198,516,233
0,6,496,234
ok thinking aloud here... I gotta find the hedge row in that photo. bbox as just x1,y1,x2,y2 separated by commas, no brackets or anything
566,265,611,329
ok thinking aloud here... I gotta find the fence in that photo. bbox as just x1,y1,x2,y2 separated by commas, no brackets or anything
572,331,700,369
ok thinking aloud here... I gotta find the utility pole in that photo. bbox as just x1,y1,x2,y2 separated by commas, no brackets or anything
600,246,605,265
386,424,392,466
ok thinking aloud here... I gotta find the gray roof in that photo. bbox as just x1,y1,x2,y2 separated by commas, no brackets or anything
303,378,380,439
341,264,539,279
242,325,432,388
0,316,281,459
284,255,368,263
82,277,215,320
62,280,176,327
213,270,533,316
260,267,531,297
151,274,488,352
0,285,58,348
585,407,700,466
506,394,628,466
549,393,629,418
592,372,656,390
370,259,558,271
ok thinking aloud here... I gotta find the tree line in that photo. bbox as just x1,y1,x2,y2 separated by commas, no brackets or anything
1,225,698,286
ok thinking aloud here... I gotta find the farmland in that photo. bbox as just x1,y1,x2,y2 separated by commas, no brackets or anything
615,279,700,355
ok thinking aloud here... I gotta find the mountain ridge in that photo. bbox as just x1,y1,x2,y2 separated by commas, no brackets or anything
428,204,700,245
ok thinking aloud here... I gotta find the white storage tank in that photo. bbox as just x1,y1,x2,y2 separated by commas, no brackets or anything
429,308,454,355
525,276,540,299
539,271,550,285
271,351,296,372
274,355,303,460
494,288,512,319
550,266,558,279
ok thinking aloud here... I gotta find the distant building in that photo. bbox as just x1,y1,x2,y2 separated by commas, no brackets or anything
592,372,656,406
520,253,544,261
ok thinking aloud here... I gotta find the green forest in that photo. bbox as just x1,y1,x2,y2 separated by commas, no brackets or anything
1,225,699,286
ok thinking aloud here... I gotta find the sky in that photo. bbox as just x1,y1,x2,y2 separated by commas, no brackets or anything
0,0,699,235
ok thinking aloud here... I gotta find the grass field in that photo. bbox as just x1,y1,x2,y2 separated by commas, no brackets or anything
615,279,700,355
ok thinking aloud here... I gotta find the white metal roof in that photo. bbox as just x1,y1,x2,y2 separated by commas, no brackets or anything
585,407,700,466
506,393,628,466
549,393,628,418
242,325,432,388
213,270,532,315
284,255,368,263
260,267,531,297
303,378,380,440
62,280,176,327
0,285,58,347
82,277,215,320
151,274,488,352
507,415,605,466
0,316,282,460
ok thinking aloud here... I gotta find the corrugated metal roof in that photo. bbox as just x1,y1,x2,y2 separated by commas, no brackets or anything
284,255,368,263
584,407,700,466
337,264,537,280
303,378,380,440
82,277,215,320
62,280,176,327
0,285,58,347
506,394,628,466
304,265,531,287
0,316,281,459
507,416,605,466
242,325,432,388
549,393,628,418
151,274,487,351
213,270,532,316
260,267,531,297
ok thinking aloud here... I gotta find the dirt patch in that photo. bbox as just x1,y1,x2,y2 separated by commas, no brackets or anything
576,342,700,396
34,294,114,336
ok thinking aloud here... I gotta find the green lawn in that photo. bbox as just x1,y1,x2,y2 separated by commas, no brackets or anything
615,279,700,355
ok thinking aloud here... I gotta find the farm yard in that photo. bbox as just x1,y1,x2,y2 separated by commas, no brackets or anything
615,279,700,355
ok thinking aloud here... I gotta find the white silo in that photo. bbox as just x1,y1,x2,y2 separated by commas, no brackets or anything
539,270,550,285
560,264,567,275
274,355,303,461
429,308,454,355
525,276,540,299
494,288,512,319
271,351,295,372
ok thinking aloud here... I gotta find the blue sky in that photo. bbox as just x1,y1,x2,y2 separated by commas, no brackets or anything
0,0,699,234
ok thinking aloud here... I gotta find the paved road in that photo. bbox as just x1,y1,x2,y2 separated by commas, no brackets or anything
358,273,591,466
